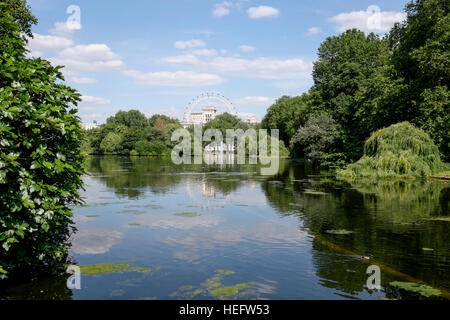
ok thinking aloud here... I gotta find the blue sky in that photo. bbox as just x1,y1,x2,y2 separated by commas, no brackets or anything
27,0,409,123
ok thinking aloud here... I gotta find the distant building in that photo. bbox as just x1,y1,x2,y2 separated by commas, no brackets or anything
183,106,217,127
244,116,260,125
82,121,99,130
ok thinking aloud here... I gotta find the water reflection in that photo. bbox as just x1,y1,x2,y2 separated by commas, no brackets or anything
1,155,449,300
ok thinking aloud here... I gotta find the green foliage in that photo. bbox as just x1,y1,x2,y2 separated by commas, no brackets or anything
84,111,181,156
267,0,449,168
261,94,314,148
0,3,85,277
135,140,169,155
290,114,344,167
338,122,447,178
4,0,38,40
106,109,149,129
388,0,450,161
311,29,392,160
204,112,250,137
100,132,122,154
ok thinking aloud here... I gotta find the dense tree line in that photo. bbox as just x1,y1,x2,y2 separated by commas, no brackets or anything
83,111,182,156
262,0,449,167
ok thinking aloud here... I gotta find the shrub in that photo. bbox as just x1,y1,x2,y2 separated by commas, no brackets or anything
100,132,122,154
0,4,85,278
130,150,139,157
290,114,341,164
337,122,447,179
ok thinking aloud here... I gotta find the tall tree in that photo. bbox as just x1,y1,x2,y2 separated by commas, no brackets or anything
389,0,449,160
0,2,85,277
4,0,38,39
312,29,391,160
261,94,314,148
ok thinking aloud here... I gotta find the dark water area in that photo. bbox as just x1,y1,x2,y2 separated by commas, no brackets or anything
1,155,449,300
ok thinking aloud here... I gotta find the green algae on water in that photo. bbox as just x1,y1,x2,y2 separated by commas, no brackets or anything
215,269,236,275
390,281,441,298
209,283,252,300
170,269,254,300
80,262,151,276
174,212,199,217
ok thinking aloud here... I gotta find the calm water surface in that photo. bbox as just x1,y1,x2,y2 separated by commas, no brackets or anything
1,155,449,300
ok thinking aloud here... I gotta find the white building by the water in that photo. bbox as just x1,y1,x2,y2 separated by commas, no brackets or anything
183,106,217,127
82,122,99,130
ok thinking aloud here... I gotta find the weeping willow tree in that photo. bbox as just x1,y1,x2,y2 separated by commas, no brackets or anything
338,122,447,179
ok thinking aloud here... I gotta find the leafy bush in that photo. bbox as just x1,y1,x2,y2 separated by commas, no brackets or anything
135,140,153,155
290,114,342,165
0,4,85,278
337,122,447,179
100,132,122,154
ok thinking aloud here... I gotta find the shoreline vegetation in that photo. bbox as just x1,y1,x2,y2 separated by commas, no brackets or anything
337,122,448,180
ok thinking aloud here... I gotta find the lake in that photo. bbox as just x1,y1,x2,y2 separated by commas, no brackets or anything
1,155,449,300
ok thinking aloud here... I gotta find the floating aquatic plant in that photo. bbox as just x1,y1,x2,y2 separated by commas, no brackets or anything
390,281,441,298
170,269,255,300
174,212,199,217
80,262,151,275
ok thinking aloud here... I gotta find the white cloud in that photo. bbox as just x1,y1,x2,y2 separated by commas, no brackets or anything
49,21,82,37
161,54,312,80
81,95,111,105
161,54,199,64
213,1,233,17
192,49,218,57
239,45,255,53
174,39,206,50
247,6,280,19
329,10,406,33
51,44,125,72
27,33,74,57
308,27,321,35
123,70,226,87
234,96,275,106
68,76,98,84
